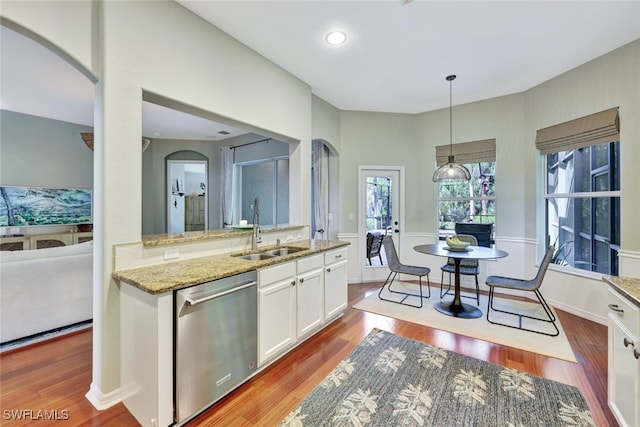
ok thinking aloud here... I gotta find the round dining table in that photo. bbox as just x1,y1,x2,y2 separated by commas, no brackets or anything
414,243,509,319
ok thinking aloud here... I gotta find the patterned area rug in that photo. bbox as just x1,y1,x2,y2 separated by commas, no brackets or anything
280,329,594,427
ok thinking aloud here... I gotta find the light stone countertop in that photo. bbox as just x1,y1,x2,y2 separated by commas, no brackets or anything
141,225,306,247
603,275,640,308
113,239,349,295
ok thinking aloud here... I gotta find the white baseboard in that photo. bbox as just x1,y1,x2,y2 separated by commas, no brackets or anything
546,298,607,326
85,382,122,410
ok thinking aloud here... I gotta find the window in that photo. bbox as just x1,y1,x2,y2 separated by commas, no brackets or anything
545,141,620,275
437,162,496,238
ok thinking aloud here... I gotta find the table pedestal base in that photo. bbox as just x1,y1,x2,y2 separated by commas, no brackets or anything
435,300,482,319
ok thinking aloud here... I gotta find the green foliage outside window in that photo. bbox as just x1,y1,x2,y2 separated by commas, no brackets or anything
437,162,496,233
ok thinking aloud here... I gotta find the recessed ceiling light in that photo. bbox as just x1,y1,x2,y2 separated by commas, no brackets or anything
325,31,347,46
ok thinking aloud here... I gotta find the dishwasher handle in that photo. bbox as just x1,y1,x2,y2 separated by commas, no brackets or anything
182,280,257,312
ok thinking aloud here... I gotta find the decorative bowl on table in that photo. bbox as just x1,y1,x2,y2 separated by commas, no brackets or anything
445,236,470,251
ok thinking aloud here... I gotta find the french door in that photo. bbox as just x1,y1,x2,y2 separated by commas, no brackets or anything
358,166,404,282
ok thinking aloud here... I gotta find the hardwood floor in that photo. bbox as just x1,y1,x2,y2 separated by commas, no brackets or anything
0,282,616,426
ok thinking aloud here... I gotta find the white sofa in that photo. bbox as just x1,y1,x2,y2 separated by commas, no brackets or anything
1,241,92,344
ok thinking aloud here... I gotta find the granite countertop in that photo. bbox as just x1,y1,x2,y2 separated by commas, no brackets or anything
603,275,640,308
113,239,349,295
141,225,305,247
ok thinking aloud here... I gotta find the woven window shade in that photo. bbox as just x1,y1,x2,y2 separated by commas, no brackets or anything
435,138,496,166
535,107,619,155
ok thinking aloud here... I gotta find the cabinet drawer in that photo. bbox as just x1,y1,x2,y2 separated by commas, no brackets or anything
259,262,295,288
297,254,323,274
324,247,348,265
608,288,640,335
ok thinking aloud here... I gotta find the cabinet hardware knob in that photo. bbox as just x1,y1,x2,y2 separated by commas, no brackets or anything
623,338,634,348
634,349,640,360
299,277,304,283
608,304,624,313
291,280,296,286
327,268,331,273
335,254,342,259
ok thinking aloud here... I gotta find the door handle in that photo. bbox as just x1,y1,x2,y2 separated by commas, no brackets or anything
394,229,400,233
180,280,257,317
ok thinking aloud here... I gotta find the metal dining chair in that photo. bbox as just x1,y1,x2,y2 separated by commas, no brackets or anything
485,245,559,336
378,235,431,308
440,234,480,305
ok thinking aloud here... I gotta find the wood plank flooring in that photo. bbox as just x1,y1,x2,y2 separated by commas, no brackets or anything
0,282,616,426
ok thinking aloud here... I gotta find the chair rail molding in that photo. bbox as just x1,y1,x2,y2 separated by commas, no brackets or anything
618,249,640,278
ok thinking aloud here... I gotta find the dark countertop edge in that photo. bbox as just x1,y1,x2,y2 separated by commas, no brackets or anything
603,275,640,308
114,240,350,295
141,225,307,247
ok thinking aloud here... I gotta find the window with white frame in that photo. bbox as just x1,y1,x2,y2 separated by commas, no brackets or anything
435,138,497,239
437,161,496,238
545,141,620,275
536,107,620,275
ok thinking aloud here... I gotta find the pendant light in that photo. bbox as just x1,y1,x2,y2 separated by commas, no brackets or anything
432,75,471,182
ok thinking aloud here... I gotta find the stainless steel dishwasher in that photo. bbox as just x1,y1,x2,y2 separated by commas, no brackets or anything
174,270,258,424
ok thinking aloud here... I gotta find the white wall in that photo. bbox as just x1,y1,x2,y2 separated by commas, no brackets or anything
0,110,93,188
1,0,313,410
339,40,640,325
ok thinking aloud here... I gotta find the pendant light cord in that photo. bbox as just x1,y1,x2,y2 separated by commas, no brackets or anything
447,74,456,158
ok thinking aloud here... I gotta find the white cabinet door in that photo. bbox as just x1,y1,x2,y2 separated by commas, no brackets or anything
296,266,324,339
608,317,639,427
258,263,296,366
324,247,348,320
608,288,640,427
325,260,347,320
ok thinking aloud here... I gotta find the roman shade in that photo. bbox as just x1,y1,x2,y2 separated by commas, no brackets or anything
535,107,619,155
435,138,496,166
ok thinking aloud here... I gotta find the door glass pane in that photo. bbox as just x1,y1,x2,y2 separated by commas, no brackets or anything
365,176,392,233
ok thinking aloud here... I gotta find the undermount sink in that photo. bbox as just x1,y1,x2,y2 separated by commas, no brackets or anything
232,246,306,261
261,247,306,256
233,253,278,261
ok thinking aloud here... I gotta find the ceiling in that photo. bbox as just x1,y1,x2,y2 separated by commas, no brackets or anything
2,1,639,139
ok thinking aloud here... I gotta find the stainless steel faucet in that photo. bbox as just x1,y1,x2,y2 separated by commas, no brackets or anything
251,196,261,250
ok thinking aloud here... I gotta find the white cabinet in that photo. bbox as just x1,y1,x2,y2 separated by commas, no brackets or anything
608,287,640,427
258,249,348,367
258,262,296,366
324,247,348,320
296,254,324,338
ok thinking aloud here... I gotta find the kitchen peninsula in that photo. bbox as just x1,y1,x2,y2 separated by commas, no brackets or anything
113,226,349,426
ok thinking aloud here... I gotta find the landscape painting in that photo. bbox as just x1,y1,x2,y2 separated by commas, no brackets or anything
0,186,92,227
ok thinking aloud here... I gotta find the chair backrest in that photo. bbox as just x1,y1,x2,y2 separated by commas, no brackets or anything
366,232,383,257
447,234,478,267
455,223,493,247
382,235,402,271
529,245,555,290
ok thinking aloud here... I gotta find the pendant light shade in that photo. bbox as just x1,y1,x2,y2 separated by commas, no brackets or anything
432,75,471,182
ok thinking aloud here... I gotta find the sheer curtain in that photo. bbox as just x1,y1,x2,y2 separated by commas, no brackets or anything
312,140,329,240
220,146,234,228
